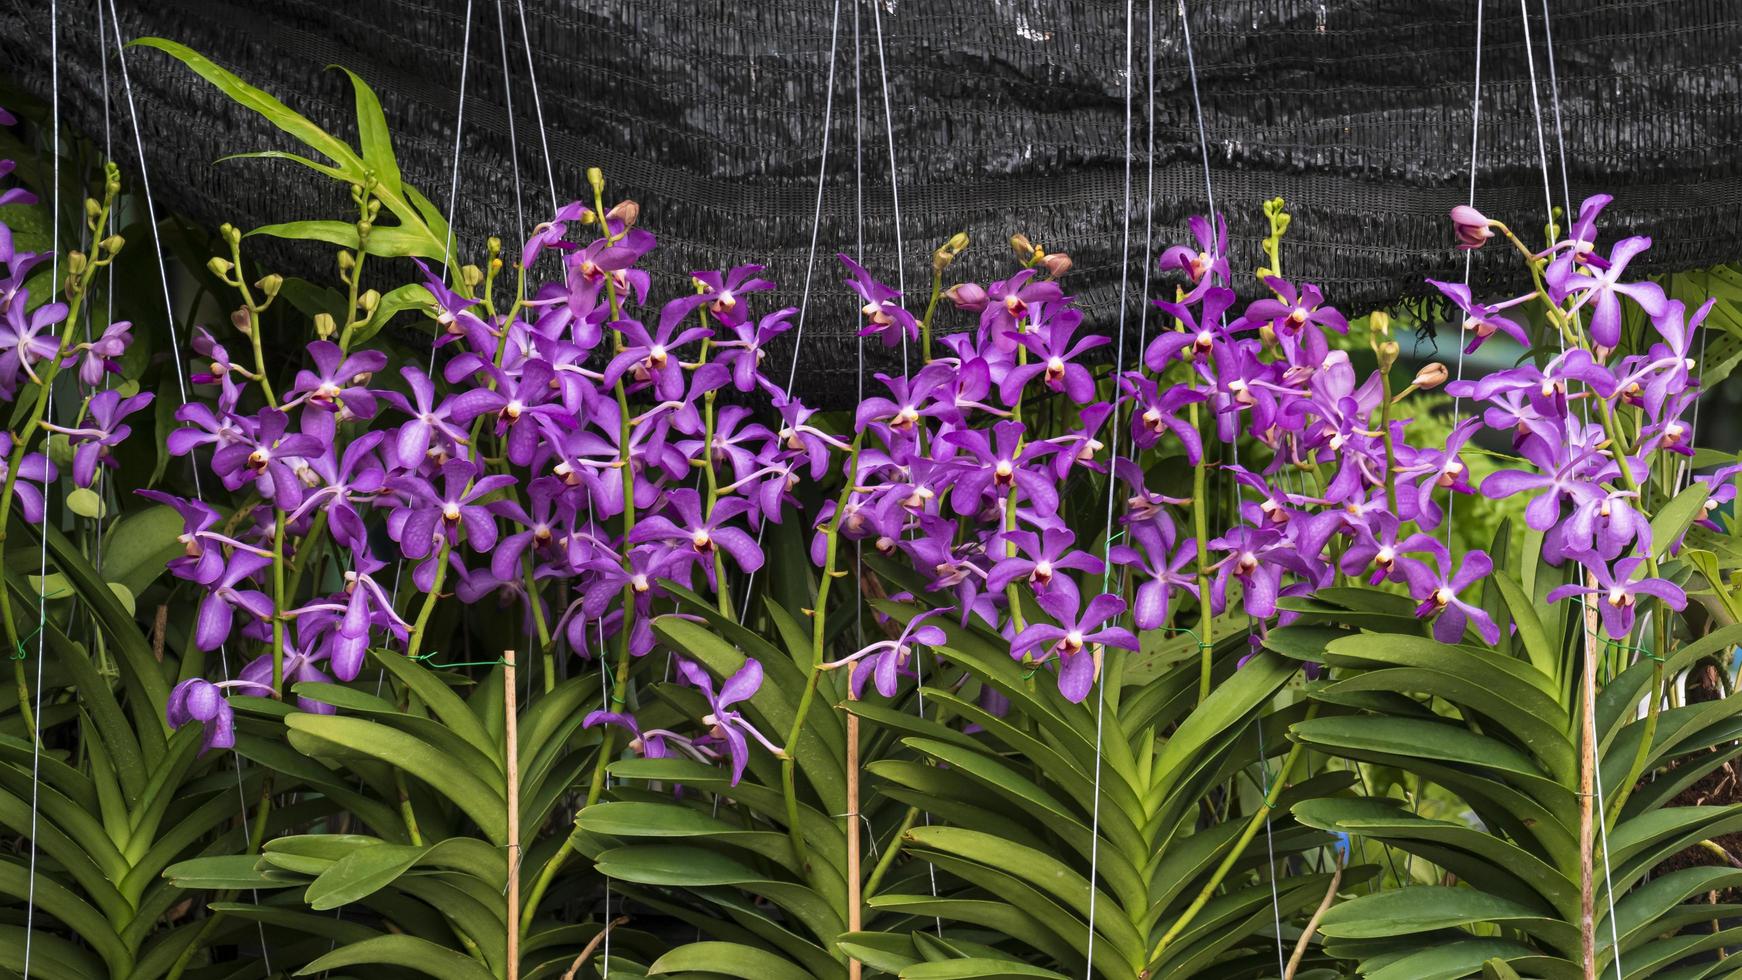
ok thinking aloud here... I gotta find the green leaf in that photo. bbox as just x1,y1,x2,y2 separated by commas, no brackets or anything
294,933,496,979
646,942,817,980
66,486,103,518
284,713,506,844
350,282,434,345
900,960,1069,980
249,220,446,259
369,647,500,765
1651,482,1712,561
163,855,290,891
98,503,189,599
335,66,402,195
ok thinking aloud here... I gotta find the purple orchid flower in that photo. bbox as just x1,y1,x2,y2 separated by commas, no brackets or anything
195,550,274,651
987,528,1104,604
167,678,238,754
583,711,671,760
628,488,764,580
693,264,775,327
391,458,517,558
939,420,1061,519
1398,546,1501,645
1426,280,1532,354
1546,554,1687,640
285,341,387,420
1547,236,1669,350
839,254,919,348
823,608,951,698
378,364,472,467
676,657,785,785
603,303,712,400
41,389,153,488
1000,308,1107,404
0,432,55,524
1156,214,1231,295
77,319,133,386
1109,518,1200,630
979,269,1062,352
1009,591,1137,703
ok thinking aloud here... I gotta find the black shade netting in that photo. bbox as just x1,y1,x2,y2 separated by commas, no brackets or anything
3,0,1742,405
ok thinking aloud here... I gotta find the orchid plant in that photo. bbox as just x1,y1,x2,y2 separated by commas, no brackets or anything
5,37,1742,980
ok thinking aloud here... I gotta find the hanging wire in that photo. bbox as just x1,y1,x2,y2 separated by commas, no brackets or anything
1085,0,1138,970
867,0,941,922
21,2,61,972
1177,1,1287,970
869,0,909,378
102,0,273,969
1443,0,1485,552
511,0,558,215
1519,2,1624,973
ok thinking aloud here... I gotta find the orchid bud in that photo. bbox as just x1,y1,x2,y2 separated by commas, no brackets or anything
337,251,355,273
66,251,87,277
313,312,338,339
360,289,381,316
220,223,241,246
587,167,606,195
1413,362,1449,390
932,231,970,273
100,235,125,255
607,200,640,228
487,236,502,258
231,306,253,336
256,273,283,300
84,198,102,221
1010,234,1034,264
1042,252,1073,277
207,256,233,278
1377,339,1400,372
104,163,121,198
462,264,484,289
1370,310,1392,337
945,282,988,311
1450,204,1494,250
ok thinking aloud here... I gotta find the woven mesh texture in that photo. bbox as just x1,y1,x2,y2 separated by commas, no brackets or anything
4,0,1741,404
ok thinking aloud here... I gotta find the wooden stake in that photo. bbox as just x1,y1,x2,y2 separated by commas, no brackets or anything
1579,590,1599,980
506,651,522,980
846,663,863,980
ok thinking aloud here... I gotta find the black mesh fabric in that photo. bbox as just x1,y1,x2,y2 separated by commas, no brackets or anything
3,0,1741,405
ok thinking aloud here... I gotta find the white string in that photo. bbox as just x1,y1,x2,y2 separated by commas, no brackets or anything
1085,0,1136,966
1178,2,1285,969
868,0,908,377
494,0,526,247
22,2,60,972
738,0,841,618
511,0,558,215
865,0,940,922
1519,4,1623,974
105,3,275,970
1443,0,1484,551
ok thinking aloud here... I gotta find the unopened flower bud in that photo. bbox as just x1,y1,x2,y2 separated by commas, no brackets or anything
1450,204,1494,250
1370,310,1391,337
101,235,124,255
587,167,606,195
207,256,233,278
337,250,355,273
461,264,484,289
946,282,988,311
1009,234,1034,264
231,306,253,336
1042,251,1073,277
84,199,102,220
66,251,87,277
486,236,502,258
255,273,283,299
360,288,381,314
1377,339,1400,371
220,223,241,246
932,231,970,272
607,200,639,228
313,312,338,339
1413,362,1449,390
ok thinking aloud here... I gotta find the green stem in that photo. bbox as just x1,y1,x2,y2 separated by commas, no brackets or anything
863,805,922,899
919,268,942,365
270,510,287,695
780,431,866,877
1150,704,1319,965
404,540,452,661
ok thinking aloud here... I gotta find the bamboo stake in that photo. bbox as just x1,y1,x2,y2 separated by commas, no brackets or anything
846,662,863,980
1579,591,1599,980
506,652,522,980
